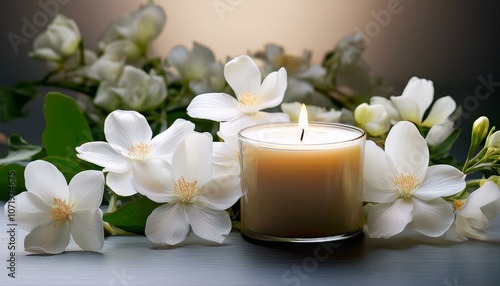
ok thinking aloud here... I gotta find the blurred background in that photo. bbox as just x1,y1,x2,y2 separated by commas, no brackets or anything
1,0,499,161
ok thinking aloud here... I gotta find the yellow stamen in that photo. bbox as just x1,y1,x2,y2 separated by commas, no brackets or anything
49,198,73,226
393,174,418,198
174,177,202,203
238,92,262,109
453,199,466,211
128,142,151,160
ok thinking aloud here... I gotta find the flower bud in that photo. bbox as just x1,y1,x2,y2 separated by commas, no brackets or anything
29,15,81,63
487,131,500,148
354,103,390,137
471,116,489,149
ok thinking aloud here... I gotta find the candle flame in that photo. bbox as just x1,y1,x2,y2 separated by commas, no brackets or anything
298,103,309,129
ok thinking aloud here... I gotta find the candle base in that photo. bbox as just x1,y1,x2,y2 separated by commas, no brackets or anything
241,228,363,243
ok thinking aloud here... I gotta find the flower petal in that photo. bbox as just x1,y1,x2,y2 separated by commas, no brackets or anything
414,165,465,200
186,203,231,244
224,55,262,97
70,209,104,251
24,222,70,254
363,141,400,203
132,160,176,203
385,121,429,181
69,170,104,212
167,45,189,71
106,170,136,196
460,181,500,215
25,160,69,204
145,203,190,245
5,192,51,231
104,110,152,151
422,96,457,127
454,215,487,241
172,132,213,186
409,197,454,237
390,96,421,124
258,68,287,110
197,175,242,210
425,120,454,147
400,76,434,121
76,142,130,173
187,92,243,122
220,111,291,137
150,119,195,160
366,198,413,238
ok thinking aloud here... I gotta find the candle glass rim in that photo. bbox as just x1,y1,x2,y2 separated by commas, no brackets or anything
237,122,366,149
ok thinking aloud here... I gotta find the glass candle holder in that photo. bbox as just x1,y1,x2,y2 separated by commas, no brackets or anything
238,122,366,243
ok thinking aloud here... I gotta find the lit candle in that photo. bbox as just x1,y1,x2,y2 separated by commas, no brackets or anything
238,105,366,242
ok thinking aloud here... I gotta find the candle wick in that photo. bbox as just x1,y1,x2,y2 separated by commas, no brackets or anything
300,128,305,141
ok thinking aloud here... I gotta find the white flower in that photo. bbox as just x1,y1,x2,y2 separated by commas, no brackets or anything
93,65,167,112
281,102,341,122
447,181,500,241
29,14,81,62
370,96,401,124
354,103,390,137
87,53,125,83
187,55,290,135
390,77,456,127
132,132,242,245
76,110,195,196
213,126,240,177
3,160,104,254
167,42,226,95
99,3,166,54
425,120,455,147
364,121,466,238
258,44,330,106
487,131,500,148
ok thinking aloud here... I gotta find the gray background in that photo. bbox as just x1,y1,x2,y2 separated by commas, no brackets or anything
1,0,500,161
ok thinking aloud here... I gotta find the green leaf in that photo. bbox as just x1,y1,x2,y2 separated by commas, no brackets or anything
42,92,92,158
430,128,462,164
0,164,26,201
0,135,44,166
103,196,162,235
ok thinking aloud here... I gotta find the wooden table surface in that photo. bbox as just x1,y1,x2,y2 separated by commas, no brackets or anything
1,203,499,286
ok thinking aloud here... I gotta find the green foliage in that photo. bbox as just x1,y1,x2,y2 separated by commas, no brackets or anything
42,92,93,158
103,197,162,235
0,164,26,201
429,128,462,165
0,134,44,166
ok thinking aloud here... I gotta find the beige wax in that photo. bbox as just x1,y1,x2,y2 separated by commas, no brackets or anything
239,124,365,238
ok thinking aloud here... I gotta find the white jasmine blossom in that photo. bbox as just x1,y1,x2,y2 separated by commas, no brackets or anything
364,121,466,238
3,160,104,254
354,103,390,137
281,102,341,122
390,77,457,127
29,14,81,63
76,110,195,196
132,132,242,245
99,3,166,54
425,120,455,147
187,55,290,135
447,181,500,241
93,65,167,112
167,42,226,94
